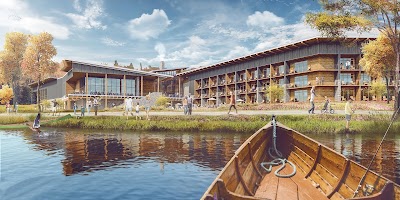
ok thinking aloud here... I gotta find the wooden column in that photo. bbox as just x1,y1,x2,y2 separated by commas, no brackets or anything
141,76,143,96
85,73,89,103
269,64,272,104
105,74,108,108
123,75,126,96
178,77,181,96
158,77,160,92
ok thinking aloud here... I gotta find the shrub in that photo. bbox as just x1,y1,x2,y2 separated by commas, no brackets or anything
155,96,169,107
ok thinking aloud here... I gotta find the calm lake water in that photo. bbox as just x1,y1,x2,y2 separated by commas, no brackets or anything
1,129,399,200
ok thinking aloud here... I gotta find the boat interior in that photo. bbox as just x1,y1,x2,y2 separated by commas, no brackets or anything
202,122,400,200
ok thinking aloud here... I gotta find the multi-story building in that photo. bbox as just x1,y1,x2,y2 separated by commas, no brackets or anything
177,37,399,107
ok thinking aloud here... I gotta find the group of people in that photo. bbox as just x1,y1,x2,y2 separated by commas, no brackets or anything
124,96,150,120
72,97,99,117
181,95,193,115
308,86,355,131
5,102,18,114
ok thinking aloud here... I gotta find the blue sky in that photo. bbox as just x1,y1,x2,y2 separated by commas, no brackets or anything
0,0,378,69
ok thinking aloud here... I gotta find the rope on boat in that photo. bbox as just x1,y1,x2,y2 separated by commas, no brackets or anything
352,105,400,198
260,115,296,178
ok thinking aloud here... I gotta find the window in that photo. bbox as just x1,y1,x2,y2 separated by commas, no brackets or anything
278,65,285,75
88,77,104,94
107,78,121,95
294,90,307,102
340,73,353,84
340,58,355,69
278,78,285,86
294,61,308,73
39,89,47,100
126,79,136,96
262,68,270,78
361,73,371,84
294,75,308,87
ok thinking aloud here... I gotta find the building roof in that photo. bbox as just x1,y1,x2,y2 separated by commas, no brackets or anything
151,66,189,73
28,77,58,87
177,37,373,77
61,60,174,78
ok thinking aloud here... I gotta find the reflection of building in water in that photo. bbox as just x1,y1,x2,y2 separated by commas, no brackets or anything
57,132,248,176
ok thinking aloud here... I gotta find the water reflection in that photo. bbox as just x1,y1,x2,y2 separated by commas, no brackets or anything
310,133,400,184
21,129,250,176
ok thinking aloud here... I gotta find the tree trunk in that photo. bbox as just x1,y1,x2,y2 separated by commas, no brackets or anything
385,76,390,104
36,78,40,113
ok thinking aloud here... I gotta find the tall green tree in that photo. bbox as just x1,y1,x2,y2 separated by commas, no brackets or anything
264,83,284,103
0,32,28,104
114,60,119,66
306,0,400,109
370,80,386,101
359,32,396,103
22,32,57,112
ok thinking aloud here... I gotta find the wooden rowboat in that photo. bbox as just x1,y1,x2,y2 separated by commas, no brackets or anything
202,117,400,200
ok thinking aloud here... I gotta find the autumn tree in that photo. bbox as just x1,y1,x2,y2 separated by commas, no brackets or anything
22,32,57,112
0,85,14,104
264,83,284,103
359,32,395,103
306,0,400,109
369,81,386,101
128,63,134,69
0,32,28,103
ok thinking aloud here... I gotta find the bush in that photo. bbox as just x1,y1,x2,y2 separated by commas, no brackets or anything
155,96,169,107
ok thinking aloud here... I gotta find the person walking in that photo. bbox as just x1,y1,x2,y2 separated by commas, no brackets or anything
144,95,151,120
93,97,99,116
345,97,355,131
5,102,10,114
87,99,92,114
135,102,141,120
187,94,193,115
14,102,18,114
80,106,85,117
125,97,133,119
182,96,188,115
52,100,58,116
308,86,316,114
227,91,237,115
73,102,77,115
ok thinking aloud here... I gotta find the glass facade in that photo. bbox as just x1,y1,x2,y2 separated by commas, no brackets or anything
88,77,105,95
278,65,285,74
126,79,136,96
361,73,371,84
294,90,307,102
340,73,353,84
294,75,308,87
294,61,308,73
340,58,354,69
107,78,121,95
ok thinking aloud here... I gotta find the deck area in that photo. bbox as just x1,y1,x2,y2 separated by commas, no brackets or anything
255,165,329,200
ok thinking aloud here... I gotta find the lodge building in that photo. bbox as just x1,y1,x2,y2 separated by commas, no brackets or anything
177,37,398,107
30,60,180,109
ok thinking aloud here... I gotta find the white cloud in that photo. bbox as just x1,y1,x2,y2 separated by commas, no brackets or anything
101,37,125,47
66,0,107,30
223,46,250,60
155,43,166,60
127,9,171,40
246,11,284,28
0,0,70,40
73,0,82,12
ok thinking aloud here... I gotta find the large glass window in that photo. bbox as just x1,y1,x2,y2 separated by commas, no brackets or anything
294,75,308,87
340,58,355,69
294,61,308,73
262,68,270,78
278,65,285,75
361,73,371,84
340,73,353,85
88,77,104,95
278,78,285,86
294,90,307,102
126,79,136,96
107,78,121,95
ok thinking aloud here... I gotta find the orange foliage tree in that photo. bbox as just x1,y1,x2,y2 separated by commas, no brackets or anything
0,85,14,104
22,32,57,111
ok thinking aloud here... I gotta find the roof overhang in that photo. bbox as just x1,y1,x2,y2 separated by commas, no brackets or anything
61,60,173,78
29,77,57,87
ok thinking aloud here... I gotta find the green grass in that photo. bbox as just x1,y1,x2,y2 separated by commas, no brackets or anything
44,114,400,134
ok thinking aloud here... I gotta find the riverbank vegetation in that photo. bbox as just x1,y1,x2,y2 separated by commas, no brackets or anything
44,114,399,135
